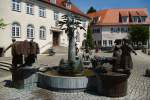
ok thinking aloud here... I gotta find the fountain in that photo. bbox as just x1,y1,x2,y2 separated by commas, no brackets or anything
37,14,96,92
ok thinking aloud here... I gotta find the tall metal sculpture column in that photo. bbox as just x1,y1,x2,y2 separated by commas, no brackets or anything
58,13,85,71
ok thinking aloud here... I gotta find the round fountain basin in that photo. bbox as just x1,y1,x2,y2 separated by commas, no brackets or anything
37,68,96,92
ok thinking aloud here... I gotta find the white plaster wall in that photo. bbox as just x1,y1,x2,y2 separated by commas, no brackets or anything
92,26,128,47
0,0,89,56
92,26,102,44
101,26,128,46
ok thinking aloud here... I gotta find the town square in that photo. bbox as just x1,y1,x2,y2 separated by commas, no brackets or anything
0,0,150,100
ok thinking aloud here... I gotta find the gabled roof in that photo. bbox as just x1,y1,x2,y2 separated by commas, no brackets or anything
120,11,129,16
129,11,139,16
137,10,147,16
88,8,150,25
39,0,90,19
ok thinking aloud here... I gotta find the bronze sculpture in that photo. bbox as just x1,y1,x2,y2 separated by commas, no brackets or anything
112,39,122,72
120,39,137,75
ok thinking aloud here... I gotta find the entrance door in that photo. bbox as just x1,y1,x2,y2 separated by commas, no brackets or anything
53,32,60,46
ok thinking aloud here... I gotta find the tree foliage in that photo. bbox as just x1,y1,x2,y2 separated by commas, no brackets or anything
87,26,93,48
87,6,96,14
129,25,149,45
0,19,7,29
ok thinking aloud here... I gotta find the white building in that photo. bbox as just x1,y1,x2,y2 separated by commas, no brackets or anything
88,8,150,50
0,0,90,56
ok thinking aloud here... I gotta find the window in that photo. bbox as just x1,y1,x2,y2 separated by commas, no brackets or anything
39,26,46,40
12,0,21,12
121,27,124,33
93,29,95,33
141,16,147,22
111,27,114,33
116,27,120,33
124,27,128,33
132,16,139,23
94,41,97,46
111,27,120,33
97,28,100,33
76,31,80,42
12,22,21,38
128,27,131,33
26,3,34,15
93,28,100,33
27,24,34,39
54,11,59,21
121,27,128,33
122,16,128,23
98,40,101,47
108,40,113,46
103,40,107,47
84,33,86,38
39,6,46,17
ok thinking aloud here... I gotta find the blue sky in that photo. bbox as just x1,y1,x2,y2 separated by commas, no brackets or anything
71,0,150,15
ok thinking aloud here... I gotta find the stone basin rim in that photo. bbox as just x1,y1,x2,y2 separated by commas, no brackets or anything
37,72,91,78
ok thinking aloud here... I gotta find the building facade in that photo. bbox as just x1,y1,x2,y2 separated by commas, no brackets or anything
0,0,90,56
88,8,150,49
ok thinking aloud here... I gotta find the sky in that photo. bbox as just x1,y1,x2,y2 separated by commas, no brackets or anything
71,0,150,15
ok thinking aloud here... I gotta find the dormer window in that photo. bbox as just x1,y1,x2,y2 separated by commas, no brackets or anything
132,16,139,23
141,16,147,22
50,0,56,4
122,16,128,23
66,0,71,9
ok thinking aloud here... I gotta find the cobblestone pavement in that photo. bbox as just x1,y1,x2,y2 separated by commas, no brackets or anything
0,51,150,100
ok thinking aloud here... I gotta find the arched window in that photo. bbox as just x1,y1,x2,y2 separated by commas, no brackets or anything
39,26,46,40
12,22,21,38
27,24,34,39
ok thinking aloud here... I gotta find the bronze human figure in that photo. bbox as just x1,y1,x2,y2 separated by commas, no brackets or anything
112,39,122,72
120,39,137,72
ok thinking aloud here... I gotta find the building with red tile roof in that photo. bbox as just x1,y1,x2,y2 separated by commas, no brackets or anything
0,0,90,57
40,0,90,18
88,8,150,49
88,8,150,25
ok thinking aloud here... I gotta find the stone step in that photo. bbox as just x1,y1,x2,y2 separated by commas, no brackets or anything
0,62,11,71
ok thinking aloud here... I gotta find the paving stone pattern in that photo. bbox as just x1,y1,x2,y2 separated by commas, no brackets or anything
0,52,150,100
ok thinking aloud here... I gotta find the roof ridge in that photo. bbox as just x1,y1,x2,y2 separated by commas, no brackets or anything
96,8,147,12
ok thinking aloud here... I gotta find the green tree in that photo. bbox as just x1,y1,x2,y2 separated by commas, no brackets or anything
87,26,93,48
129,25,149,46
87,6,96,14
0,19,7,29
